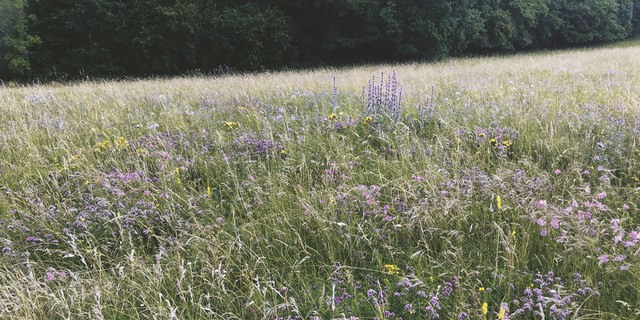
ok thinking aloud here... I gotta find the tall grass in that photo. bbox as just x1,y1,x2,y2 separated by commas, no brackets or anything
1,43,640,319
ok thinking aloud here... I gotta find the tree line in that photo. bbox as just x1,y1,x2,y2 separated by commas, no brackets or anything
2,0,640,81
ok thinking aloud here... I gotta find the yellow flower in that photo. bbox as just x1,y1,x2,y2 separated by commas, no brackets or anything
364,116,373,123
224,121,238,129
498,307,505,319
512,230,516,236
481,302,488,315
430,276,434,282
497,195,501,211
490,138,497,146
384,264,400,275
502,140,511,147
479,287,485,292
478,132,486,138
280,150,286,155
328,114,338,121
114,137,129,150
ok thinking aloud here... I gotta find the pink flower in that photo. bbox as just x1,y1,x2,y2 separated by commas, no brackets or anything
598,255,608,263
623,204,630,210
537,200,547,208
540,229,548,236
596,191,606,199
555,169,562,175
550,218,559,229
536,218,546,227
614,230,625,245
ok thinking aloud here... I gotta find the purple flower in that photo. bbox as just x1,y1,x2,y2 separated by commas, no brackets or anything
621,265,630,270
614,230,625,245
555,169,561,175
536,218,546,227
623,204,630,210
550,218,559,229
540,229,548,236
537,200,547,208
45,271,55,282
598,255,608,263
430,296,441,310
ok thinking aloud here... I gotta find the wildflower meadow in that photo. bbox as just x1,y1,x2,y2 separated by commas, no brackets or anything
1,42,640,319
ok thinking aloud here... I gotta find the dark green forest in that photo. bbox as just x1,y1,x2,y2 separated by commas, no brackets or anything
2,0,640,81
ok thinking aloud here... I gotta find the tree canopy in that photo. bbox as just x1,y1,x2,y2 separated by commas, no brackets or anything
2,0,639,81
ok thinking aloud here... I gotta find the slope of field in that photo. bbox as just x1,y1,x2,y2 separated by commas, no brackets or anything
1,44,640,319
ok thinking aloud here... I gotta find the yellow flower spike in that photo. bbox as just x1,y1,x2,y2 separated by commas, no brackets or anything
497,195,502,211
481,302,488,315
512,230,516,236
207,186,211,195
498,308,506,319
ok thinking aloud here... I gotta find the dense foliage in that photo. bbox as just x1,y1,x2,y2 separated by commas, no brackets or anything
1,0,640,80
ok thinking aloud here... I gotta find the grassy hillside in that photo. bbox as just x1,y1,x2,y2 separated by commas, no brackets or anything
1,44,640,319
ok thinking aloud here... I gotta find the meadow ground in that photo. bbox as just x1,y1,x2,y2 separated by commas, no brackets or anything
1,43,640,319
